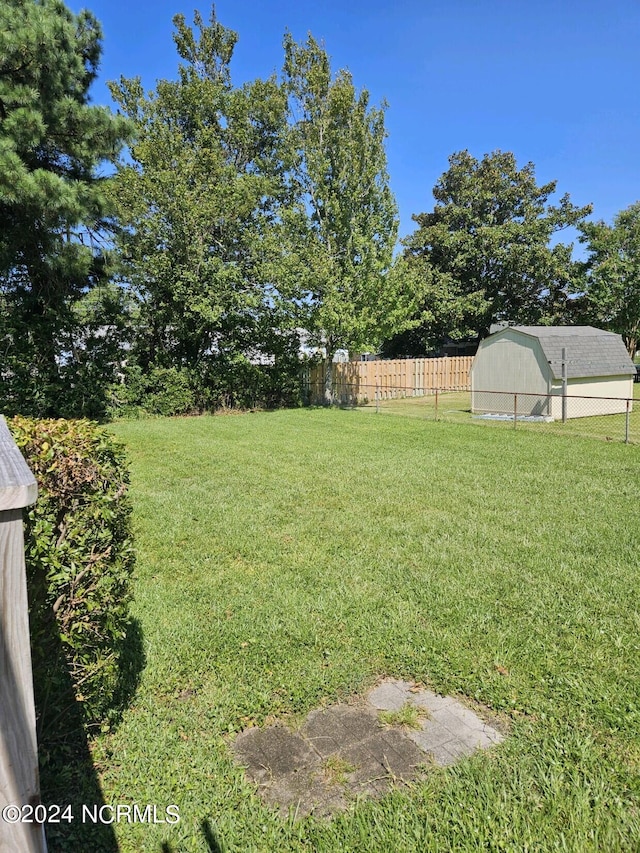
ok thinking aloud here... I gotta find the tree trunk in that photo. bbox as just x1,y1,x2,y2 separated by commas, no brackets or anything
323,356,334,406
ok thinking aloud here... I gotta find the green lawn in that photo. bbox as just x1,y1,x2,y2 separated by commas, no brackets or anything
361,383,640,445
71,410,640,851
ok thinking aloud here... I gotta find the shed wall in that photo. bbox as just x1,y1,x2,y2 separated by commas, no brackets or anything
549,376,633,419
471,330,550,415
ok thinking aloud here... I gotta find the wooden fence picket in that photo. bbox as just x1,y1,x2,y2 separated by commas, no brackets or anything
307,356,473,404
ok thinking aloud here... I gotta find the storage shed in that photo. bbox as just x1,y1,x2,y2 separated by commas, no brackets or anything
471,326,635,419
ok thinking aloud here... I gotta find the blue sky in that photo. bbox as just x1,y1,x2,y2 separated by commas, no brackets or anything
72,0,640,248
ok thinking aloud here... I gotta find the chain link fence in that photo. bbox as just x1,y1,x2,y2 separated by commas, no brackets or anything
302,378,640,444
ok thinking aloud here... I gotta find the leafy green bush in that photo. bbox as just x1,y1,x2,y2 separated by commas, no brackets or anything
143,366,196,415
107,364,196,418
197,357,303,412
108,358,302,417
9,417,136,734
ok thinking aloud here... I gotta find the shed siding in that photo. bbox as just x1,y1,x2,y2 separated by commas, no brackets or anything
550,376,633,419
471,330,550,415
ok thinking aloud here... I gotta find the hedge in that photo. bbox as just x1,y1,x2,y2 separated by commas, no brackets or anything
9,417,136,735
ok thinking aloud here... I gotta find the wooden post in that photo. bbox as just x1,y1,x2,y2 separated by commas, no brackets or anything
0,416,46,852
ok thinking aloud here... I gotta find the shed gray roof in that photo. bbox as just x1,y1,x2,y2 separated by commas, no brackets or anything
508,326,635,380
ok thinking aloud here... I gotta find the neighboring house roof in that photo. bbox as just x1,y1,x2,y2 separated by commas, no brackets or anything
505,326,635,380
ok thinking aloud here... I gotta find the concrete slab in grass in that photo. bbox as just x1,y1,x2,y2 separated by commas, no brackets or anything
231,678,505,817
367,679,414,711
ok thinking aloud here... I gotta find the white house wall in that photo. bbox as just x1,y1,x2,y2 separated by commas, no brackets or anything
549,376,633,419
471,330,550,415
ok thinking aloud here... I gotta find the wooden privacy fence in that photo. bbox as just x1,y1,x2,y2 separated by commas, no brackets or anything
306,356,473,404
0,416,46,852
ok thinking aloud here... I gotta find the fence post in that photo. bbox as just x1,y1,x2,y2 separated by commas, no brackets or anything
626,398,630,444
514,393,517,429
434,388,438,421
0,417,46,852
561,347,568,423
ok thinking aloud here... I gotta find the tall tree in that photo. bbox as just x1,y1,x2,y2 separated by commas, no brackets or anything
0,0,131,416
395,150,591,353
282,34,419,402
109,9,298,410
577,202,640,359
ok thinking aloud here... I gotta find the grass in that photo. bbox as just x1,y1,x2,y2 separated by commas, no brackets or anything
58,408,640,851
322,755,356,786
359,383,640,445
378,703,427,730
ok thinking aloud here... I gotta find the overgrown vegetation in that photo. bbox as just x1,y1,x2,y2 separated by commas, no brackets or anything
10,417,136,737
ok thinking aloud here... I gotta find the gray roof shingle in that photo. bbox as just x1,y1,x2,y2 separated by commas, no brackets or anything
509,326,635,379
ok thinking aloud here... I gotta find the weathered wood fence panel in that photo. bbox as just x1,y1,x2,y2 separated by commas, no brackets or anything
0,416,46,852
307,356,473,404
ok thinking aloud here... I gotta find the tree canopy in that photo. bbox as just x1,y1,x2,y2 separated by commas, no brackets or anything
109,15,417,408
577,202,640,359
108,9,299,411
0,0,131,416
389,150,592,355
280,33,420,400
282,35,399,351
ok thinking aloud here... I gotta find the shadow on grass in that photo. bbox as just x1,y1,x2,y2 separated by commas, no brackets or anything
35,616,145,853
161,818,224,852
108,617,146,729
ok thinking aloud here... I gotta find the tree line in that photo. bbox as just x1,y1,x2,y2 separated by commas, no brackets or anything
2,1,638,418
